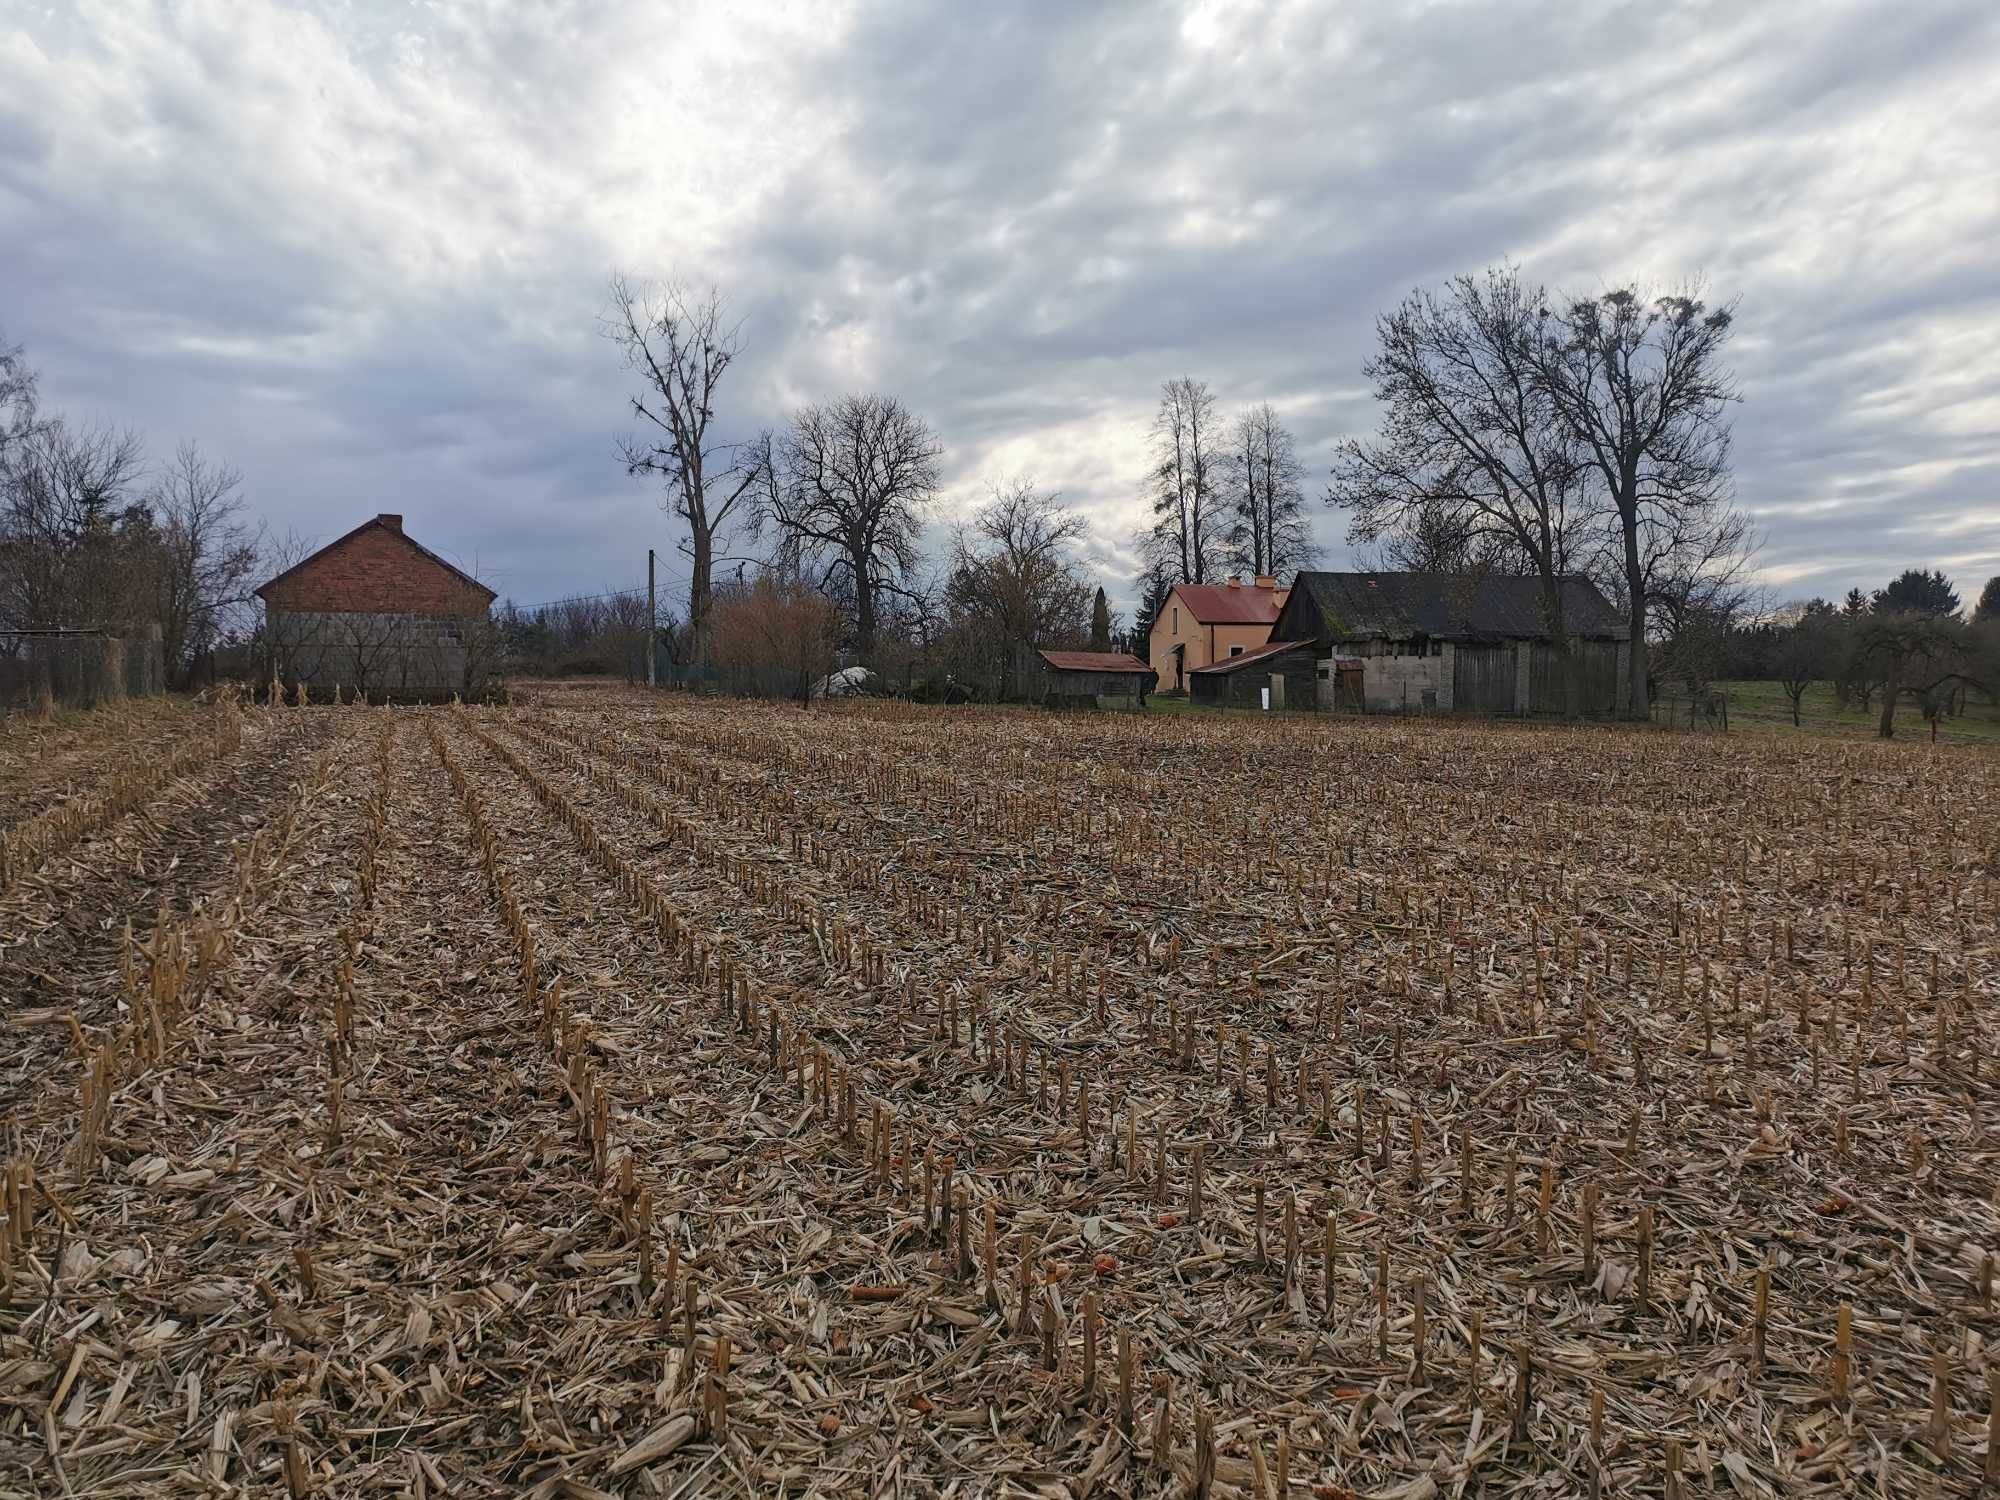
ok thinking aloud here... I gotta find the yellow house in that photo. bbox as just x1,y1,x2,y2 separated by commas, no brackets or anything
1148,575,1290,693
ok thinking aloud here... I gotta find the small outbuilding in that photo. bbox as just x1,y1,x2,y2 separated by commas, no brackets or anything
257,513,498,700
1030,649,1157,708
1188,639,1317,710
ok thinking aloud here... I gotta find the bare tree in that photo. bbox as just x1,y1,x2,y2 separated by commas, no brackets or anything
769,394,943,659
1772,600,1838,728
0,333,42,470
1144,378,1224,584
1330,268,1593,707
0,417,150,632
1854,611,1985,739
148,441,261,684
1227,403,1316,578
946,480,1095,696
604,277,766,669
1532,284,1741,717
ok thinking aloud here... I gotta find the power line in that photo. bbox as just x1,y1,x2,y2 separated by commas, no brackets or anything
504,577,687,614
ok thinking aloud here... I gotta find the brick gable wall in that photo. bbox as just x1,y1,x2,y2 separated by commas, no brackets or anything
263,524,490,616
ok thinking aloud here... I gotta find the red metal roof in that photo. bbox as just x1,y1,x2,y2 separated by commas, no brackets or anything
1188,639,1312,674
1170,581,1287,625
1037,650,1154,674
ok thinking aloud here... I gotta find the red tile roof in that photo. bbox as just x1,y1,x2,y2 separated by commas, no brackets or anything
1170,582,1287,625
1188,639,1312,674
1037,650,1155,674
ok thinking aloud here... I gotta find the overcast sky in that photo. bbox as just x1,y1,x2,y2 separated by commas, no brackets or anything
4,0,1997,618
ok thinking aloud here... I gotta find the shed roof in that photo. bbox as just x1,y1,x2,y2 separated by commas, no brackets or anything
256,513,496,604
1037,649,1154,674
1282,572,1626,642
1168,582,1288,625
1188,639,1313,675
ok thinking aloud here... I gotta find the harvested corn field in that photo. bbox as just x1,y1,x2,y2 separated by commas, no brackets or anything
3,685,1998,1498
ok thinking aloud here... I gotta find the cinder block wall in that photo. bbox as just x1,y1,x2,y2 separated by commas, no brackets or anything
1362,654,1443,712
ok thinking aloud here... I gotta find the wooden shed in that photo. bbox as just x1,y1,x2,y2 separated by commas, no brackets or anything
1030,650,1157,708
1271,572,1629,716
1188,639,1316,710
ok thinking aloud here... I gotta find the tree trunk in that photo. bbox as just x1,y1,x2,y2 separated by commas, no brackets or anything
687,532,713,670
1877,662,1899,739
852,554,877,662
1620,502,1648,719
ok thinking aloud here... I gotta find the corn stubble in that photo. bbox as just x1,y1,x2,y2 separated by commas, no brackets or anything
0,685,1994,1496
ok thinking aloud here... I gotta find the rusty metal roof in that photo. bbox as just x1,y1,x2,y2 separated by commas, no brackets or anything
1169,582,1289,625
1037,650,1155,674
1187,639,1313,675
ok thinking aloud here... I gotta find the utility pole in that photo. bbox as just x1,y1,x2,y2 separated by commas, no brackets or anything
646,548,657,688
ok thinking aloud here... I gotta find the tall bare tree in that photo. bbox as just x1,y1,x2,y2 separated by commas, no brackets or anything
1227,403,1316,579
148,440,261,683
1144,377,1223,584
769,393,942,659
1330,268,1592,702
1532,284,1741,717
604,276,765,669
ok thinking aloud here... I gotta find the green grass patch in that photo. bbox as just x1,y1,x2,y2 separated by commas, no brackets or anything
1714,678,2000,743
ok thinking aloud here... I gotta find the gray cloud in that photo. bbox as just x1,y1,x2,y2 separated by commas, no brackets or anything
2,0,1996,619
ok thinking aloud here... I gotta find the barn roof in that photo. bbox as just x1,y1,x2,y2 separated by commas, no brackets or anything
1168,581,1288,625
1037,649,1154,674
1281,572,1627,642
255,513,496,604
1187,639,1313,675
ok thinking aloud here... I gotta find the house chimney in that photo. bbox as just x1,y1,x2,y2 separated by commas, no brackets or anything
377,513,404,532
1254,574,1276,590
1226,574,1241,588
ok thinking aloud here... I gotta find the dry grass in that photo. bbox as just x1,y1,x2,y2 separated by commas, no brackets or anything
2,684,1996,1498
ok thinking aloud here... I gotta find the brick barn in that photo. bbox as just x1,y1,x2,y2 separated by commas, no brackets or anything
256,513,498,700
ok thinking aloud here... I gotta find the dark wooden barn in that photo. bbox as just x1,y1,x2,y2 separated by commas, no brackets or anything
1030,649,1157,707
1188,639,1317,709
1271,572,1630,716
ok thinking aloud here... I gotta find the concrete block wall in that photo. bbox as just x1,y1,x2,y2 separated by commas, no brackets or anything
1362,653,1443,712
270,610,476,699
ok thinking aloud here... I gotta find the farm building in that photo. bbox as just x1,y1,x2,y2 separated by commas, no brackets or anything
1148,574,1289,692
257,513,498,700
1188,639,1318,710
1271,572,1630,715
1030,649,1156,707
